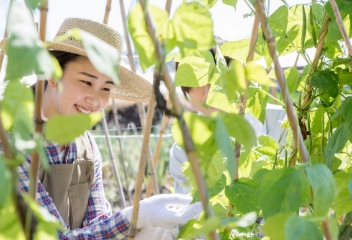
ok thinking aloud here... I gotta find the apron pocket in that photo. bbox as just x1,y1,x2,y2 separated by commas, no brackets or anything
68,183,90,229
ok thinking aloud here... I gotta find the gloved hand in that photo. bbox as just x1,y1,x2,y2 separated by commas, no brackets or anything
121,194,202,229
135,226,179,240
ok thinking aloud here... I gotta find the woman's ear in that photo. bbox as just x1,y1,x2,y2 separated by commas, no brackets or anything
47,79,57,88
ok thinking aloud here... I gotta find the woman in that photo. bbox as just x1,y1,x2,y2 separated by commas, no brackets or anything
1,18,201,239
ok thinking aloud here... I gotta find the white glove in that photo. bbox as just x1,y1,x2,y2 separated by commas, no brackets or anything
135,226,179,240
121,194,202,229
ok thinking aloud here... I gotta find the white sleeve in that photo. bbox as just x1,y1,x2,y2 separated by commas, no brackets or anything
169,143,192,195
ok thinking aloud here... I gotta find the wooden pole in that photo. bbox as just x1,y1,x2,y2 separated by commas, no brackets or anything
165,0,172,14
118,0,159,195
128,80,156,239
129,1,219,239
101,110,127,208
145,101,170,198
329,0,352,59
28,0,48,200
112,100,132,206
103,0,112,24
253,0,309,163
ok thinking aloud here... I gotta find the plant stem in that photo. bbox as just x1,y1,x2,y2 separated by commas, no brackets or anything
253,0,309,163
322,219,332,240
329,0,352,59
321,113,325,156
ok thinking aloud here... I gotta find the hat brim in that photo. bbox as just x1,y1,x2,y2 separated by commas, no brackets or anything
0,39,152,102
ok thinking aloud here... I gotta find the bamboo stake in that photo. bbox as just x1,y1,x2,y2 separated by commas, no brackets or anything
101,0,130,207
128,80,156,239
302,14,330,108
253,0,309,163
329,0,352,59
101,110,127,208
145,103,170,198
28,0,48,200
165,0,172,14
103,0,112,24
118,0,159,195
130,1,219,239
112,100,132,206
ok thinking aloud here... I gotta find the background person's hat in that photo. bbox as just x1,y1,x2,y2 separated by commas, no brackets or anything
0,17,152,102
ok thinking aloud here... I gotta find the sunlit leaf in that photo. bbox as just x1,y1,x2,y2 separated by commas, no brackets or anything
284,67,300,94
259,167,311,218
246,86,268,124
128,4,156,70
174,50,217,87
220,39,251,64
222,0,238,9
258,135,278,150
0,200,25,240
225,178,259,214
1,80,34,136
0,157,11,208
45,113,102,144
245,62,275,87
172,2,216,56
206,84,239,114
333,171,352,217
221,113,256,152
5,2,58,80
285,215,323,240
215,115,235,179
324,124,349,168
262,212,295,240
306,164,336,217
202,0,218,8
26,0,46,10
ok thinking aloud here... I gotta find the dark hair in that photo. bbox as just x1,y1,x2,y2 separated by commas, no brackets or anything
50,51,85,71
176,47,233,98
31,51,84,94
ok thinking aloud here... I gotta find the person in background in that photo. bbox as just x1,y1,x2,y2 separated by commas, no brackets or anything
0,17,202,239
169,44,287,195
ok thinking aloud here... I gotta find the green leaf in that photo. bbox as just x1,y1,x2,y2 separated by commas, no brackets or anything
285,215,323,240
215,115,235,179
66,29,120,84
325,0,352,21
258,135,278,150
1,80,34,135
330,96,352,121
284,67,300,94
128,4,156,70
324,124,350,168
244,62,276,87
222,0,238,9
26,0,45,9
0,157,12,208
221,113,256,152
172,2,216,55
203,0,218,8
306,164,336,217
206,84,239,114
5,2,58,80
174,50,216,87
349,179,352,199
220,39,251,64
0,200,25,240
252,168,269,185
34,133,49,171
225,178,260,214
246,86,268,124
268,6,289,37
259,167,311,218
333,171,352,217
45,113,102,144
308,70,339,98
262,212,295,240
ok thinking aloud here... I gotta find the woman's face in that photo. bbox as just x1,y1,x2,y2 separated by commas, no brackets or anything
188,84,217,116
44,57,114,118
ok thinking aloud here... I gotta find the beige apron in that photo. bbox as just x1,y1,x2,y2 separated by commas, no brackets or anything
38,132,95,230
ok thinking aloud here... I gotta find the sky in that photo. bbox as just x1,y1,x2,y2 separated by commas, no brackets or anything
0,0,312,82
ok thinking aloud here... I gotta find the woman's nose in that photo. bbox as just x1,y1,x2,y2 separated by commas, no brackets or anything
85,95,99,107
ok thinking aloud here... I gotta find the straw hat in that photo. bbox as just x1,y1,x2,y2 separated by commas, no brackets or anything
0,18,151,102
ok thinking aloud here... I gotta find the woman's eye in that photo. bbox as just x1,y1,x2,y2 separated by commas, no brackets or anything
103,88,111,92
80,80,92,86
